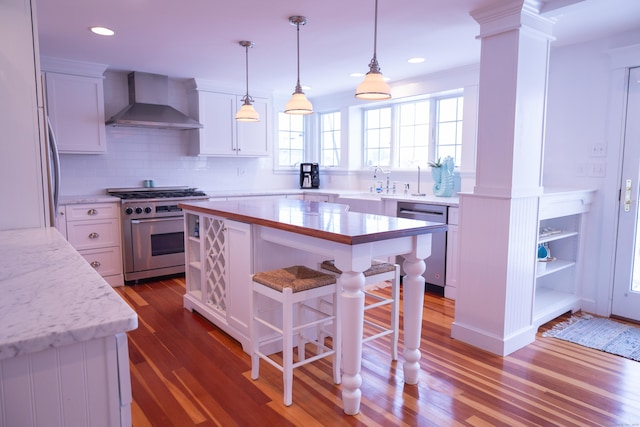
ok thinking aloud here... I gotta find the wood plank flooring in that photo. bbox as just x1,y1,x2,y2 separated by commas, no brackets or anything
115,277,640,426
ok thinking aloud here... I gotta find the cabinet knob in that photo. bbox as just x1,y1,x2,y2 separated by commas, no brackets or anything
88,232,100,239
87,208,98,215
90,261,101,268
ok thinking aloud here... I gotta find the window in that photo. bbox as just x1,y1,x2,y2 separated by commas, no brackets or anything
363,94,463,168
277,112,304,167
363,107,392,167
320,111,341,167
435,96,463,164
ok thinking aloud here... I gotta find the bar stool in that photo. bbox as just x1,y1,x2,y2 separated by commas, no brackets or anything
250,265,341,407
319,259,400,361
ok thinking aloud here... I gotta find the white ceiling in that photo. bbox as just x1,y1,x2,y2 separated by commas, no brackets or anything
35,0,640,98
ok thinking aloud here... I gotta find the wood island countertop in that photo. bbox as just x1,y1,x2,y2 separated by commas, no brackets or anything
178,198,447,245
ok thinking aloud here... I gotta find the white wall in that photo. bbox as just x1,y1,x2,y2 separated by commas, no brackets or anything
544,28,640,315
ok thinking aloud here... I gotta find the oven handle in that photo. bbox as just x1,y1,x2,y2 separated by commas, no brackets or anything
131,217,183,225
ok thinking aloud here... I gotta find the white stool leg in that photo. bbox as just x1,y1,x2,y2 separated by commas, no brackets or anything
251,283,260,380
297,299,306,362
282,288,294,407
390,265,400,361
332,282,342,384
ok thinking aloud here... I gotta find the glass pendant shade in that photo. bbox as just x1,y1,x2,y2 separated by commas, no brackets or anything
286,16,313,115
355,71,391,100
236,100,259,121
285,91,313,115
236,40,259,122
355,0,391,100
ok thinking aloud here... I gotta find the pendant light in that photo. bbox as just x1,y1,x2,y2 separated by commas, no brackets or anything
355,0,391,100
236,41,260,122
285,16,313,115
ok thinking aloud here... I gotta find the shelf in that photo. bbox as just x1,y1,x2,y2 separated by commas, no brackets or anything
189,261,201,270
189,236,200,243
536,259,575,278
533,287,579,327
538,230,578,244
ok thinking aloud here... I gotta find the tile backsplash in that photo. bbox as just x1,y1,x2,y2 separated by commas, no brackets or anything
59,126,290,195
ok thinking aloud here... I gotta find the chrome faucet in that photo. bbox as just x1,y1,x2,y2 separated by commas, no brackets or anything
373,166,391,193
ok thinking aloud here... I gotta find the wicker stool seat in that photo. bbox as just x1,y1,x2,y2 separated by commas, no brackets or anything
320,259,400,361
250,265,341,407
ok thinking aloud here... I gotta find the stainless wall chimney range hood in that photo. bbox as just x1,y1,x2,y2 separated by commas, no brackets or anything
106,72,202,130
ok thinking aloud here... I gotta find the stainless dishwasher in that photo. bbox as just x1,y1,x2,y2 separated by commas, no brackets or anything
397,201,448,293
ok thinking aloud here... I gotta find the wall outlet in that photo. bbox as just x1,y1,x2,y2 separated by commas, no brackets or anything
590,144,606,157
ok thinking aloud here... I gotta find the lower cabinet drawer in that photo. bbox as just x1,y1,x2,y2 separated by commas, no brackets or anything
67,219,120,250
78,246,122,277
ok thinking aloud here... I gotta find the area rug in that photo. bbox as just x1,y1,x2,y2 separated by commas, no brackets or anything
542,314,640,362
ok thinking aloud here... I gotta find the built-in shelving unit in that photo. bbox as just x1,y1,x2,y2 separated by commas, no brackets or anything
532,189,595,327
182,211,252,352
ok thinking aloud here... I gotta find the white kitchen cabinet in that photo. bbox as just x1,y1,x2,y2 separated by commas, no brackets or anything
304,193,334,203
42,64,108,154
445,207,459,300
335,195,382,214
188,81,269,157
533,190,595,327
59,201,124,287
1,334,132,427
183,212,252,351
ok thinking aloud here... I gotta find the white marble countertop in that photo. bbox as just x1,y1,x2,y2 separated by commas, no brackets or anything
0,227,137,360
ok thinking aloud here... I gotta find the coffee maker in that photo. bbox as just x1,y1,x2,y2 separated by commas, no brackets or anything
299,163,320,189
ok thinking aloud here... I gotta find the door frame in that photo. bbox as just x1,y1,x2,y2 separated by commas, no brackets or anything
600,45,640,317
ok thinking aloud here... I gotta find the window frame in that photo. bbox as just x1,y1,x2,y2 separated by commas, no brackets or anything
361,92,463,170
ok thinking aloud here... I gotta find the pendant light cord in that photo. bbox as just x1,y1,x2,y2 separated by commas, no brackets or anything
295,21,302,92
244,44,250,101
369,0,381,72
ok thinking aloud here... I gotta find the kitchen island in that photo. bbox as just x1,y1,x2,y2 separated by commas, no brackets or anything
0,227,138,426
178,198,447,415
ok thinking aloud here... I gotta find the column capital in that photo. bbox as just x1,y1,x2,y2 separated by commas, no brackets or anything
471,0,555,41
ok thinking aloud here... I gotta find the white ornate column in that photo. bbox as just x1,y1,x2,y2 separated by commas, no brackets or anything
451,0,555,355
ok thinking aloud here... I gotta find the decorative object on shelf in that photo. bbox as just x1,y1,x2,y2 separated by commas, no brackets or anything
430,156,455,197
539,227,562,238
285,16,313,115
537,243,556,273
236,41,260,122
355,0,391,100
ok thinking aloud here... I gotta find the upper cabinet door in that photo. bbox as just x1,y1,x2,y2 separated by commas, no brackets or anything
236,96,269,157
189,86,270,157
196,91,236,156
45,72,107,154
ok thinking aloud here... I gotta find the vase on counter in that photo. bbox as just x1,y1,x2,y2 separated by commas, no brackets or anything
431,156,455,197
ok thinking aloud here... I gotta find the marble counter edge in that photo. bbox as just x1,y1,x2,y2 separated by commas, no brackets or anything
0,227,138,361
60,195,121,205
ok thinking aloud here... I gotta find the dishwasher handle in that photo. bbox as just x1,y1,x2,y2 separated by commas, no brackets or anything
398,208,446,217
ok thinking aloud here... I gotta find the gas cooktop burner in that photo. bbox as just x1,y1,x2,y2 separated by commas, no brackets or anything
107,186,207,200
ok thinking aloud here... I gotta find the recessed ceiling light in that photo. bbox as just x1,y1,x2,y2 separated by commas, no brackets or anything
350,72,365,78
408,57,425,64
90,26,115,36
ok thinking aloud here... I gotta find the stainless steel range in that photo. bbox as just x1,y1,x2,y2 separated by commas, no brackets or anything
107,186,209,283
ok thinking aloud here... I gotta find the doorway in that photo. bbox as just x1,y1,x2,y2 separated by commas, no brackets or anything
612,66,640,322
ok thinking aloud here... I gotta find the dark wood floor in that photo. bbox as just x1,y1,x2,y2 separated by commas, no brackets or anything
115,276,640,426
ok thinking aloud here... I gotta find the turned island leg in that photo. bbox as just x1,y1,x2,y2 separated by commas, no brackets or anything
402,234,430,384
338,270,365,415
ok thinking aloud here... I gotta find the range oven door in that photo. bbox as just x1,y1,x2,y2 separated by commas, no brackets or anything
130,216,185,275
